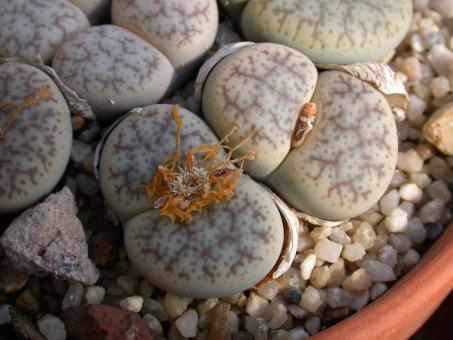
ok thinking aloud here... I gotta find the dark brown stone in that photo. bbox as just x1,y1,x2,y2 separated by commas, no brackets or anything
0,305,45,340
89,232,120,267
0,263,29,294
61,304,153,340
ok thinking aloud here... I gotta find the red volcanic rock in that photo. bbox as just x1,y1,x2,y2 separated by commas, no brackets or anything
61,304,153,340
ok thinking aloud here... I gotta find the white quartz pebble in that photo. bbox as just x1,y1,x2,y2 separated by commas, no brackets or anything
399,183,423,203
342,269,372,292
304,316,321,335
246,292,269,317
389,234,413,253
420,199,445,223
314,239,343,264
380,190,401,216
370,283,388,300
299,286,325,314
85,286,105,305
361,261,396,282
300,254,317,280
405,217,427,244
352,222,377,250
385,208,409,233
351,291,370,311
163,293,189,319
427,180,452,203
175,309,198,338
397,150,424,173
120,295,144,313
37,314,66,340
326,287,354,308
378,245,398,268
342,243,366,262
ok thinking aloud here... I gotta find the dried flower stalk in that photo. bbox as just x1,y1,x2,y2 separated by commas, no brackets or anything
143,105,256,224
0,86,52,140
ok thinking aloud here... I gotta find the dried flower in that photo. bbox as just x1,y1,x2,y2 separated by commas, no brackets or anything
143,105,255,224
0,86,52,139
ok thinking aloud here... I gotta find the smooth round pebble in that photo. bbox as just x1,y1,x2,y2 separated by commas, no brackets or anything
241,0,413,64
37,314,66,340
119,295,144,313
202,42,317,179
175,309,198,338
112,0,218,83
85,286,105,305
0,63,72,214
269,71,398,221
53,25,175,121
0,0,89,63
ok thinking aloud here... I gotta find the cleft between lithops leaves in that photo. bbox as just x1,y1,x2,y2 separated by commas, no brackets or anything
317,62,409,121
194,41,255,107
142,105,256,224
0,86,52,140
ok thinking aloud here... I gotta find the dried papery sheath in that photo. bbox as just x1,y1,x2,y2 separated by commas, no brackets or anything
291,102,317,149
317,62,409,121
143,105,256,224
0,58,95,120
260,186,299,279
295,211,345,227
194,41,255,107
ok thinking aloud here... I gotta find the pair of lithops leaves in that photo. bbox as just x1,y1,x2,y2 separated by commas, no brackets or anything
97,41,406,298
220,0,413,65
52,0,219,121
0,0,219,122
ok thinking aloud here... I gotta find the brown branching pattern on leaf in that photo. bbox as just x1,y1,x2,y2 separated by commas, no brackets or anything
215,46,315,150
0,0,88,63
52,25,163,97
0,65,70,200
254,0,410,51
131,185,278,283
116,0,213,48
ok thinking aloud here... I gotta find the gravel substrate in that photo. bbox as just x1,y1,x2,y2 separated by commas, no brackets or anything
1,1,453,340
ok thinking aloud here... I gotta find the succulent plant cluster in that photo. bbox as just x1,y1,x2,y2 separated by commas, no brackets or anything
0,0,414,299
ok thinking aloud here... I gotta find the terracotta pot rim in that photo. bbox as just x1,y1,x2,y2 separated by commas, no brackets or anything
312,222,453,340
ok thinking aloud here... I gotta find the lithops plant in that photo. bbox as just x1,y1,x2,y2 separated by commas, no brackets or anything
0,62,72,214
201,42,318,179
197,43,399,222
111,0,218,84
52,25,175,121
98,104,288,298
0,0,89,64
267,71,398,221
68,0,111,23
241,0,413,64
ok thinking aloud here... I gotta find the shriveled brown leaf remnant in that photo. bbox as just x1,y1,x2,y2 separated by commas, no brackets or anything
143,105,255,224
0,86,52,139
291,102,317,148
